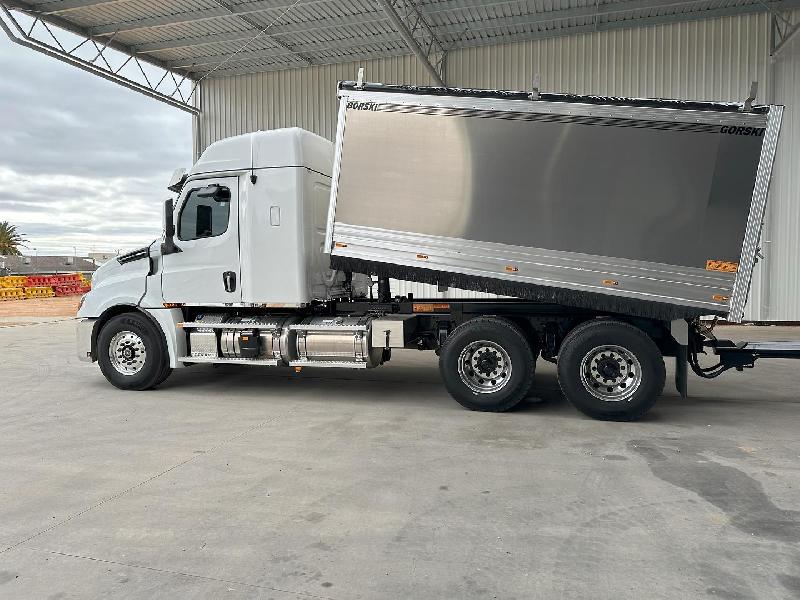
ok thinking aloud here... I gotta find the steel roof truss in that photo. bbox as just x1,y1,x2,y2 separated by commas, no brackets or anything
0,3,198,113
770,10,800,57
377,0,448,85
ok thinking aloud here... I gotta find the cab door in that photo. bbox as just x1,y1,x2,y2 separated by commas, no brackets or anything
161,176,241,304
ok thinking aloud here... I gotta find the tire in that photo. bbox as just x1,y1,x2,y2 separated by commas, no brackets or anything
439,317,535,412
97,312,171,391
557,319,665,421
153,361,174,388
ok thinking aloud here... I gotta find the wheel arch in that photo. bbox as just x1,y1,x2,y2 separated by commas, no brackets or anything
90,305,167,361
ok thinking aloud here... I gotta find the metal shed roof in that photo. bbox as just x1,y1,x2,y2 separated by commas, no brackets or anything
1,254,99,274
2,0,800,111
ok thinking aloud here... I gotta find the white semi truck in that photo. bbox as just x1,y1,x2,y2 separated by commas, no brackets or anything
77,82,800,420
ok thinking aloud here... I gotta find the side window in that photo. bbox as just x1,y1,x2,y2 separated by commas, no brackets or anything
178,187,231,241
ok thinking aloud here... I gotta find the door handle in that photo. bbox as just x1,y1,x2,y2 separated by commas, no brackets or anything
223,271,237,293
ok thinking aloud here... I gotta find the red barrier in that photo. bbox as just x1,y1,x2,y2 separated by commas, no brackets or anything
24,274,84,288
53,282,86,296
24,275,48,287
50,274,80,285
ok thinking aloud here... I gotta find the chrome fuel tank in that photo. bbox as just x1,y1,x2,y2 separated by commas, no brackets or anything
292,316,382,368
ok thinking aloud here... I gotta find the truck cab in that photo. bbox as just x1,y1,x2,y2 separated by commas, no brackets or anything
161,127,341,306
80,127,341,314
77,128,352,383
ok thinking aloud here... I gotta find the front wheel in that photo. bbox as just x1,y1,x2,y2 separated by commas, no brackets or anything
557,319,665,421
439,317,535,412
97,312,171,390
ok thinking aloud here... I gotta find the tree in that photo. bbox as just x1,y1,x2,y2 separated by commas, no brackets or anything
0,221,27,256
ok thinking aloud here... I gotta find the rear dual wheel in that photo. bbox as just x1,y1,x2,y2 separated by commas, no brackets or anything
557,319,665,421
440,316,665,420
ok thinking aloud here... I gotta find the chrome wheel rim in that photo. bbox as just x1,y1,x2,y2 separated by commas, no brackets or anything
579,344,642,402
109,330,147,376
457,340,512,394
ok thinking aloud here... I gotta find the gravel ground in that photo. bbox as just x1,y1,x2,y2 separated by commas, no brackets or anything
0,297,81,328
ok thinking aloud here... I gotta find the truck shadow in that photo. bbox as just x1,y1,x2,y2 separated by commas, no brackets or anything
159,359,570,414
147,358,798,423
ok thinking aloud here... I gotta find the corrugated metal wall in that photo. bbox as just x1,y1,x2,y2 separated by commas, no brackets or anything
197,11,800,319
763,10,800,320
195,54,436,154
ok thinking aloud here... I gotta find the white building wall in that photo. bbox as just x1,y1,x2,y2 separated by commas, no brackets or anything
197,11,800,319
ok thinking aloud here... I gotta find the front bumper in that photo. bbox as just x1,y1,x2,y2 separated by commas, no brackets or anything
76,318,96,362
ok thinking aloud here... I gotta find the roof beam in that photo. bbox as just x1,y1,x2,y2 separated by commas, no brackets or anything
447,0,800,48
596,0,800,32
132,11,388,54
167,31,406,69
91,6,231,35
129,0,508,54
377,0,447,85
88,0,329,36
32,0,130,15
134,29,261,54
208,0,313,66
87,0,517,37
436,0,783,38
190,46,419,78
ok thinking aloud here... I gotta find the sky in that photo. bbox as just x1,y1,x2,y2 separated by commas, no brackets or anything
0,32,192,256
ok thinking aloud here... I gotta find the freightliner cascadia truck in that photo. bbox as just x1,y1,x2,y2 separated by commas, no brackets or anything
76,81,800,421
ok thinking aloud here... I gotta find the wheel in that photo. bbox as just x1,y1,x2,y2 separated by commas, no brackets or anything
97,312,171,390
439,317,535,412
557,319,665,421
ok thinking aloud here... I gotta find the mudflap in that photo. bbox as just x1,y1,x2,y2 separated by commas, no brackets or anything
675,345,688,398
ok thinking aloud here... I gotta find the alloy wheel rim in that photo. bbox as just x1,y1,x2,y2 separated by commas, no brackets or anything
579,344,642,402
457,340,512,394
109,330,147,376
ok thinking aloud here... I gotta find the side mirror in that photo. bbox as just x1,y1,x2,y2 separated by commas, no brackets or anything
197,184,231,202
161,199,182,255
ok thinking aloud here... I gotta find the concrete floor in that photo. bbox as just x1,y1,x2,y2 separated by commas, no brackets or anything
1,320,799,599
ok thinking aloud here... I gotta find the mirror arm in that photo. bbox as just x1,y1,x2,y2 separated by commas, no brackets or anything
161,199,182,255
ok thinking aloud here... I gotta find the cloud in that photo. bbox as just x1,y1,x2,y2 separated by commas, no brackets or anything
0,166,168,251
0,32,192,253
